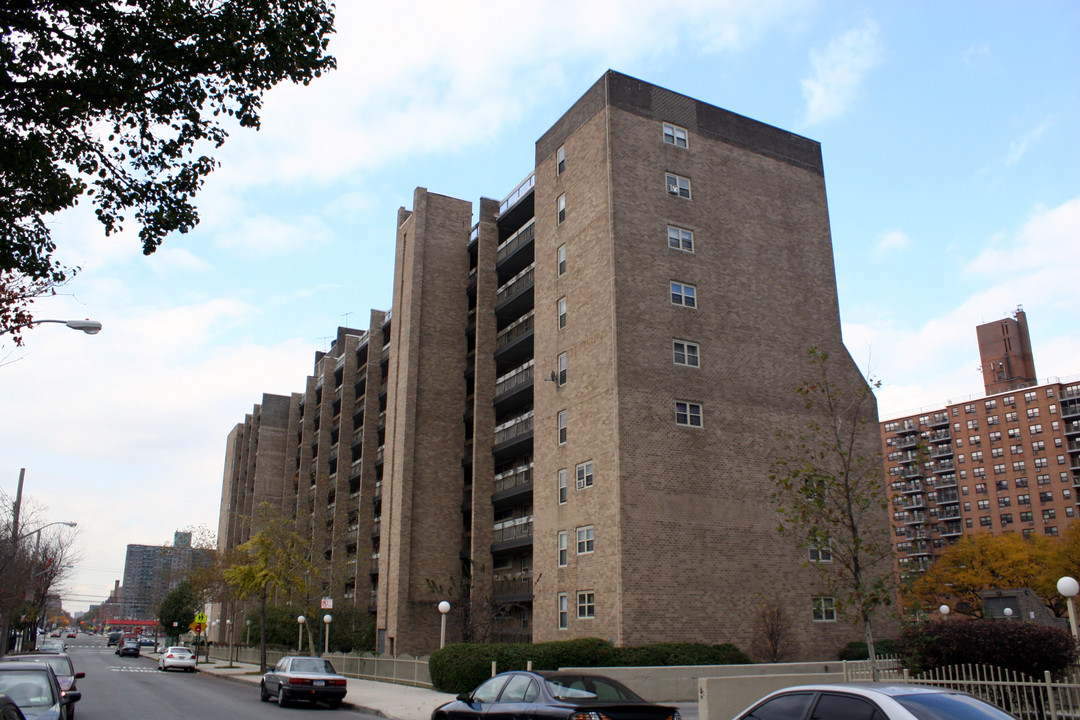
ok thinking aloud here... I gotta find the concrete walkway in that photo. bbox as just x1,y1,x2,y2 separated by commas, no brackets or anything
154,653,456,720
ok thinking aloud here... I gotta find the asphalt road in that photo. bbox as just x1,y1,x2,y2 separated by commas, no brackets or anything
61,635,382,719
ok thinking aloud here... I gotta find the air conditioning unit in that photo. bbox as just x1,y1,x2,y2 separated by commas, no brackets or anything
668,184,679,194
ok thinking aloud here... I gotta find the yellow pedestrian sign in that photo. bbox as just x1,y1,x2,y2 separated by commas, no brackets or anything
194,611,207,626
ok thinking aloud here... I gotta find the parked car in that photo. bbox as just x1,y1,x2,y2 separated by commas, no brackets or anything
260,656,347,708
137,637,154,647
157,647,196,673
34,642,63,654
432,671,680,720
0,661,80,720
115,639,140,658
730,683,1018,720
0,654,83,705
0,693,27,720
105,632,122,647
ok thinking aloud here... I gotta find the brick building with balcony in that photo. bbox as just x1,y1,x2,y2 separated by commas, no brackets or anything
881,309,1080,579
219,71,888,659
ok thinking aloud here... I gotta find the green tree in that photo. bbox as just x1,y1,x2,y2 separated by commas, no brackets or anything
0,0,336,320
224,503,319,671
158,580,200,642
770,347,894,672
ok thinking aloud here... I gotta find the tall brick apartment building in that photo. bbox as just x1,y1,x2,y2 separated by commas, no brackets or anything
881,309,1080,578
219,71,886,658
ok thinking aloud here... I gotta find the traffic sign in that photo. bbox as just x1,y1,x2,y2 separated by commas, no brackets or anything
194,611,207,625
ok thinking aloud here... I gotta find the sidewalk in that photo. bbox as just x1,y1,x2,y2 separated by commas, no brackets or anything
153,652,456,720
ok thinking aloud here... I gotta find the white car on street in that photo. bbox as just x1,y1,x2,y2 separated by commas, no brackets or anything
157,647,197,672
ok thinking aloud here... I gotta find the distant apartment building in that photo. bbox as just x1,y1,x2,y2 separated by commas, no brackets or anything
881,309,1080,578
219,71,889,658
118,531,213,619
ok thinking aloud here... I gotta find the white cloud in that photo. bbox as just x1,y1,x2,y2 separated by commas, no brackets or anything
848,195,1080,419
802,19,883,125
962,44,991,66
213,213,335,256
875,229,911,253
1004,118,1054,166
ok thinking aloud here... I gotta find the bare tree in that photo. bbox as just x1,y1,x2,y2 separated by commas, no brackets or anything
749,596,796,663
770,347,894,674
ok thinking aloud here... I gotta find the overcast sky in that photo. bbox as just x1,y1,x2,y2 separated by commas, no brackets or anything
2,1,1078,614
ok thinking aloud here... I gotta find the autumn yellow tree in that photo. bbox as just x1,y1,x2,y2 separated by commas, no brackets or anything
912,533,1055,617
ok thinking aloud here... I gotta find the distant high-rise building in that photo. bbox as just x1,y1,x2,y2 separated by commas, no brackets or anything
118,531,213,619
220,71,891,658
881,311,1080,579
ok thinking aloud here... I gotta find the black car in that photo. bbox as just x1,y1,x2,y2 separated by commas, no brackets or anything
260,656,347,708
115,640,140,658
0,661,81,720
105,632,122,647
0,654,83,704
432,671,679,720
0,693,27,720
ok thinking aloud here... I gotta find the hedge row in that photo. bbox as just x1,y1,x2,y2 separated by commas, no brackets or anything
900,620,1078,679
428,637,749,693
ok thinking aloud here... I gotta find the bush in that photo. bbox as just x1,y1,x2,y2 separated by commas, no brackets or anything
901,620,1078,679
428,638,749,693
837,639,900,660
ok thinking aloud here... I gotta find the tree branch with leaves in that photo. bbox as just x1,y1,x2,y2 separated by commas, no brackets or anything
770,347,894,670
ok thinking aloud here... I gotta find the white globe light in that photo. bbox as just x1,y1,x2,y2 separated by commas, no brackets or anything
297,615,306,624
323,614,332,624
1003,608,1013,618
1058,577,1080,598
938,604,950,616
438,601,451,614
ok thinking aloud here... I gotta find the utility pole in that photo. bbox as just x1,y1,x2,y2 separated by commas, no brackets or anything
1,469,26,655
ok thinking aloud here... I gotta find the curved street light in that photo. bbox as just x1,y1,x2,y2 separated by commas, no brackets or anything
2,319,102,336
16,521,78,543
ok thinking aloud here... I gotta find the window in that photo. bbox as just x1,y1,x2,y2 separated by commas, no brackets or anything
557,297,567,330
985,399,997,410
1043,509,1056,522
673,340,700,367
993,463,1006,475
1040,491,1054,503
989,431,1002,441
1027,408,1040,419
971,451,983,462
1006,412,1018,422
1021,511,1033,522
558,410,567,445
558,469,567,504
667,225,694,252
557,532,567,567
809,539,832,563
558,594,568,629
576,461,594,489
812,597,836,622
1018,494,1030,506
676,401,703,427
576,526,594,554
967,419,979,430
1024,391,1038,402
991,447,1004,458
556,145,565,174
557,352,567,386
1034,457,1049,469
1047,526,1059,537
577,591,595,619
665,173,691,198
557,194,566,224
557,245,566,276
670,281,696,307
977,499,989,510
980,516,993,527
998,496,1011,508
663,122,688,147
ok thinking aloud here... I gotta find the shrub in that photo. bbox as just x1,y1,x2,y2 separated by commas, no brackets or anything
901,620,1078,679
428,638,748,693
837,639,900,660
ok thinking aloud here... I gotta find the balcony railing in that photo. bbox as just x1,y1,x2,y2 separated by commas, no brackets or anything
496,220,535,264
494,463,533,493
495,360,534,397
492,517,533,543
495,312,534,350
492,572,533,597
497,264,535,305
494,411,533,445
499,172,535,215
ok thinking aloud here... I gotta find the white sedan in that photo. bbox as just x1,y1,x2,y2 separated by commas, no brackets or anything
732,683,1016,720
157,646,197,672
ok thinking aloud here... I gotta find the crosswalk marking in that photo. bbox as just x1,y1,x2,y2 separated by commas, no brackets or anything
110,667,157,673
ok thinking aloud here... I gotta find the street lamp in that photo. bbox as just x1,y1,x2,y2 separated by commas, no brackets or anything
226,619,233,666
323,614,332,656
1,319,102,335
15,521,77,543
938,604,950,617
1057,576,1079,640
246,619,251,646
297,615,305,653
438,601,451,649
1003,607,1014,620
